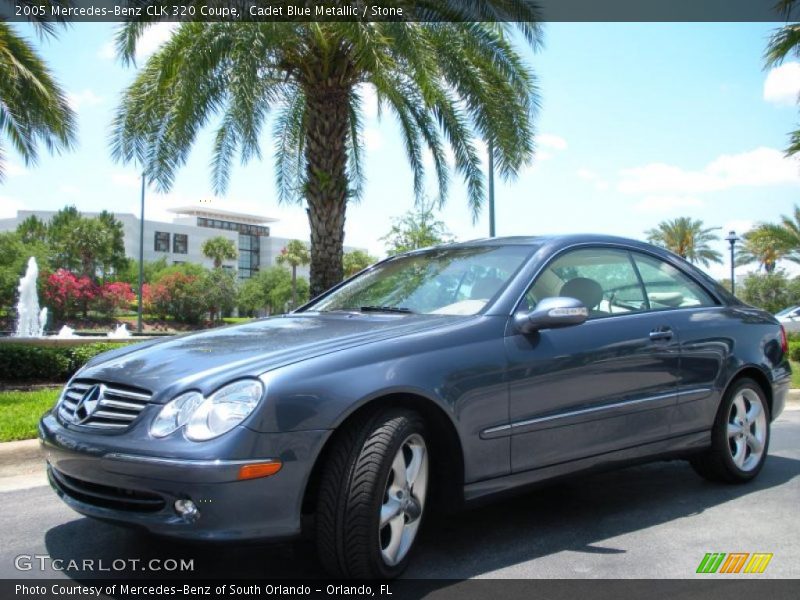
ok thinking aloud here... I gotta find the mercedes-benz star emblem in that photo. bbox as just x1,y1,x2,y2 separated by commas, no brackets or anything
72,384,105,424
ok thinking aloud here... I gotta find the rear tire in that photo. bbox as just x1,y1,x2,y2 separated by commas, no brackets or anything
316,408,429,578
690,378,770,483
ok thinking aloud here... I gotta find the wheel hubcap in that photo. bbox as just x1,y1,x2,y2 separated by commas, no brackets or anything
379,433,428,567
726,389,767,472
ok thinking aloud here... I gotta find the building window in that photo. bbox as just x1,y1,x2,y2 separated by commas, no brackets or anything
154,231,170,252
197,217,269,237
173,233,188,254
238,233,260,279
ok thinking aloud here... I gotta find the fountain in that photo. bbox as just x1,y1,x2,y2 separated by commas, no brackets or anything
56,325,76,338
107,323,131,338
14,257,47,337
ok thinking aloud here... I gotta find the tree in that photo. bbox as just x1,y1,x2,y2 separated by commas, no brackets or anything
238,266,309,316
743,205,800,265
740,271,799,314
381,204,453,255
0,10,75,181
42,269,97,320
110,8,542,296
645,217,722,267
276,240,311,308
16,215,47,245
93,281,135,318
765,1,800,155
201,236,238,268
736,225,791,273
203,268,238,321
343,250,378,278
41,206,128,279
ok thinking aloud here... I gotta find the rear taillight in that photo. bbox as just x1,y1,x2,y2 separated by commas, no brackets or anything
780,325,788,354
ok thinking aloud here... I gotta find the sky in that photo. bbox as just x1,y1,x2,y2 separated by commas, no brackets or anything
2,21,800,280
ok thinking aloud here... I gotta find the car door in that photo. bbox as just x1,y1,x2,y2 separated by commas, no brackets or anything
629,251,727,437
502,246,681,473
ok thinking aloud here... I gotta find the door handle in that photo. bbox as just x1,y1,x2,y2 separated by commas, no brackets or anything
649,327,673,341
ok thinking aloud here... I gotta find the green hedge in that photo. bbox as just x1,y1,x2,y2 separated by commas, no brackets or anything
0,343,130,383
789,340,800,363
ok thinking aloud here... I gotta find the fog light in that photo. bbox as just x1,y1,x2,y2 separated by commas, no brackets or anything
174,499,200,522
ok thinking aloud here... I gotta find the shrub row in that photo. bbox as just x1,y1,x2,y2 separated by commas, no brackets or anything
788,339,800,363
0,342,131,383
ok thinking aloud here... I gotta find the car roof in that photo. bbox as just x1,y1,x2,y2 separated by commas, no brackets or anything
439,234,661,251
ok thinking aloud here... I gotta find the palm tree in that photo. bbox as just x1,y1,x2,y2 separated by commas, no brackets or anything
110,6,541,296
0,6,75,181
645,217,722,267
201,236,238,269
736,225,791,272
276,240,310,309
748,205,800,264
765,0,800,154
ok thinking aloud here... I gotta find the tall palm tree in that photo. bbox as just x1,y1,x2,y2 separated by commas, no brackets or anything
750,204,800,264
276,239,310,309
0,5,75,181
736,225,791,272
765,0,800,154
645,217,722,267
110,4,541,296
201,236,238,269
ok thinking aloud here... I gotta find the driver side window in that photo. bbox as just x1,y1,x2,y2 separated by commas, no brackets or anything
524,248,646,318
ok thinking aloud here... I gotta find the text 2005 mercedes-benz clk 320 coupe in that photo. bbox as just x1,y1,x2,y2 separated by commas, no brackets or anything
40,235,790,578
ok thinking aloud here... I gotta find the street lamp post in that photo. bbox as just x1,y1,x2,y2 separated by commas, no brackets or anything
137,172,146,334
725,230,740,296
488,140,495,237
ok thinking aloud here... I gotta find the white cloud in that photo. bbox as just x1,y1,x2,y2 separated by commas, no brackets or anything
764,62,800,106
356,84,380,120
5,160,26,178
633,196,704,213
577,168,596,180
68,89,104,111
97,40,115,60
363,127,383,151
537,133,568,151
617,147,800,195
99,23,177,64
594,181,610,191
0,196,23,219
58,184,81,198
134,23,178,62
111,170,143,190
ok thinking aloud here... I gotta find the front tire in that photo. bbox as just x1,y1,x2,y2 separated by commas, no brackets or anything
690,378,770,483
316,408,429,578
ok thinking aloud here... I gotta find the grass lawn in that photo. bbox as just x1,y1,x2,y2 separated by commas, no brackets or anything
791,361,800,390
0,388,60,442
222,317,253,324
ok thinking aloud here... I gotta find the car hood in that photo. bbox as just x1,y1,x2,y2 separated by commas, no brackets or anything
78,312,466,400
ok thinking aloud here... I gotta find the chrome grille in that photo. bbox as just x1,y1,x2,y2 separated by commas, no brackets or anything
58,380,151,430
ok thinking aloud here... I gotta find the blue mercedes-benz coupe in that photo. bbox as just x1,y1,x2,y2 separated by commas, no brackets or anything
40,235,790,578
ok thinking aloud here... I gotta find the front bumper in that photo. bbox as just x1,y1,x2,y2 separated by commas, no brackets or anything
39,412,331,541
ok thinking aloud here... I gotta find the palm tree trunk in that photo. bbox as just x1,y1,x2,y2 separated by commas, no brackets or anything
304,86,350,298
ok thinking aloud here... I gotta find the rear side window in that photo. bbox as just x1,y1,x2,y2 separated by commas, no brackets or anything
632,253,717,310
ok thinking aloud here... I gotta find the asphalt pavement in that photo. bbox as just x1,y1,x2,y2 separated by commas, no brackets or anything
0,409,797,580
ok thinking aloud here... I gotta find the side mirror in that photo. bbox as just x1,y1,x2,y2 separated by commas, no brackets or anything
514,296,588,334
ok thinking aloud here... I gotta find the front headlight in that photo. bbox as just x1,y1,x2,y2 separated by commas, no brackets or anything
150,380,264,441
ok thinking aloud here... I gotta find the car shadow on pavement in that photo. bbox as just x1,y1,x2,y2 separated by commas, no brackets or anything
43,455,800,580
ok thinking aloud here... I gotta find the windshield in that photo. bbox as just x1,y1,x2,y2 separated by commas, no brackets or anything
307,245,535,315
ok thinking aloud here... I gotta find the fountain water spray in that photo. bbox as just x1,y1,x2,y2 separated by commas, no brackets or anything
14,257,47,337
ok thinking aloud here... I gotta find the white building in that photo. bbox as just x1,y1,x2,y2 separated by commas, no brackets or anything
0,206,350,281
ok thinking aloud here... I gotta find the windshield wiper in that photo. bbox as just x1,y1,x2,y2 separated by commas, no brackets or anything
359,305,414,314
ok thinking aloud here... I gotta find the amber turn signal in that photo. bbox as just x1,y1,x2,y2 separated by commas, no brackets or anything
237,461,282,480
